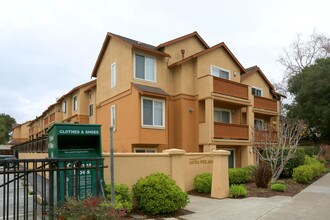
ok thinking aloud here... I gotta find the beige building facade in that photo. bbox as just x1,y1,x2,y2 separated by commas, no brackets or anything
91,32,283,167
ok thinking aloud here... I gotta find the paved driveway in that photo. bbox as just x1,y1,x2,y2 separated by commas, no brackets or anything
181,173,330,220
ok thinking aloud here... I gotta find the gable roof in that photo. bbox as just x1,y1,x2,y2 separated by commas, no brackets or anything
168,42,247,74
91,32,170,78
243,66,286,99
57,80,96,102
156,31,209,49
242,66,274,89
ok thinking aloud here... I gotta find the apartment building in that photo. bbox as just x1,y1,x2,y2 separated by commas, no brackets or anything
91,31,283,167
8,121,30,145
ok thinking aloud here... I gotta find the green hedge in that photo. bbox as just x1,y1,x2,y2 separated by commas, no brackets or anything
193,173,212,193
132,173,189,215
229,185,248,198
228,167,251,184
271,183,287,192
104,183,133,211
293,156,326,183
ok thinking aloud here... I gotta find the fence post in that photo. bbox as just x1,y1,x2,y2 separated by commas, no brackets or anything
211,150,230,199
163,149,186,191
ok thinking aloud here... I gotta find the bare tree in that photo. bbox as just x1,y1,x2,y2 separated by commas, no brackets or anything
276,31,330,113
253,117,306,181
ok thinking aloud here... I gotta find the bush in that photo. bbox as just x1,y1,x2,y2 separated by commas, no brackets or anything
281,148,305,178
229,185,248,198
193,173,212,193
254,162,272,188
104,183,133,211
304,155,326,177
228,168,250,184
132,173,189,215
271,183,287,192
242,166,256,181
302,146,320,157
293,165,314,183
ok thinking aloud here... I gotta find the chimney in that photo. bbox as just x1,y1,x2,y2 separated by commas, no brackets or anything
181,49,185,59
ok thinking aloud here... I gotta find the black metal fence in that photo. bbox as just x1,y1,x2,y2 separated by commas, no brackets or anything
0,158,104,220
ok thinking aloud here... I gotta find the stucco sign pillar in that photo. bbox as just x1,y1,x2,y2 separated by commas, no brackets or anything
211,150,230,199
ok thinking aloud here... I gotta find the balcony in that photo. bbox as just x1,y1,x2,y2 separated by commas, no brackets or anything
254,96,277,111
213,77,248,100
254,130,278,142
214,122,249,140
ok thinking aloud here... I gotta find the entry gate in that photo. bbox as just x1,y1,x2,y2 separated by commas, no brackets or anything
0,158,105,220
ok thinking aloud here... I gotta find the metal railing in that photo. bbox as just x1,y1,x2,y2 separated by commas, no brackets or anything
0,158,104,220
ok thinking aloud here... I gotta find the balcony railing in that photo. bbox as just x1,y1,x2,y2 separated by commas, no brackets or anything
254,130,278,142
254,96,277,111
213,77,248,100
214,122,249,140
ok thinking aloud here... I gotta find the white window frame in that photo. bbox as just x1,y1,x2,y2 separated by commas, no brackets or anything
214,108,232,123
134,148,157,153
254,118,265,129
73,95,78,112
62,100,67,114
110,105,116,131
210,65,230,80
134,53,156,83
141,96,165,128
89,104,94,117
252,87,263,96
111,63,116,88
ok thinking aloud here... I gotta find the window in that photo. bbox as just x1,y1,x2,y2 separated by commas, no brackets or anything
141,97,164,127
252,87,262,96
254,118,265,129
110,105,116,130
111,63,116,88
134,148,157,153
211,66,230,80
135,54,156,82
73,96,78,112
89,104,94,117
214,108,231,123
62,100,67,113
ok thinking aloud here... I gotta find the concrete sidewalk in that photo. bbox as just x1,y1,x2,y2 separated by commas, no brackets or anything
181,173,330,220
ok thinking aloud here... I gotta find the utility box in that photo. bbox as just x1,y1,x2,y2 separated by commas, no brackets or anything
47,123,103,201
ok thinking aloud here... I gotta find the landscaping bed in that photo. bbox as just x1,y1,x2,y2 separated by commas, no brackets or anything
189,163,330,199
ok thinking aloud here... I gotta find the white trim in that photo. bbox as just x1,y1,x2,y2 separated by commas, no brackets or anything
210,65,230,80
62,100,67,114
89,104,94,117
217,147,236,168
134,147,157,153
134,53,157,83
141,96,165,129
252,86,263,96
111,62,116,88
110,105,116,131
73,95,78,112
214,107,232,123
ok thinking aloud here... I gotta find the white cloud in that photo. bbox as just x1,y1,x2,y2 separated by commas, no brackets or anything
0,0,329,123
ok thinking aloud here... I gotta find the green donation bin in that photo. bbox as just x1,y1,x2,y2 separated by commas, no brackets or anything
47,123,103,202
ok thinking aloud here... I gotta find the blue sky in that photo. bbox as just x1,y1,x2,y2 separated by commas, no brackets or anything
1,0,329,123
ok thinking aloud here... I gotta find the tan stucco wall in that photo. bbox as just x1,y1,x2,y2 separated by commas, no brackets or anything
197,47,242,83
241,71,271,98
103,151,215,192
163,36,206,65
96,38,133,104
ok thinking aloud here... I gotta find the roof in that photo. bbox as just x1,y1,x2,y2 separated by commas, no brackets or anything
168,42,247,74
157,31,209,49
242,66,274,89
243,66,287,99
132,83,169,97
91,32,170,78
57,80,96,102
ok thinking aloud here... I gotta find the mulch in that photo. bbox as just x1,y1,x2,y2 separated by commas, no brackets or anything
189,163,330,199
